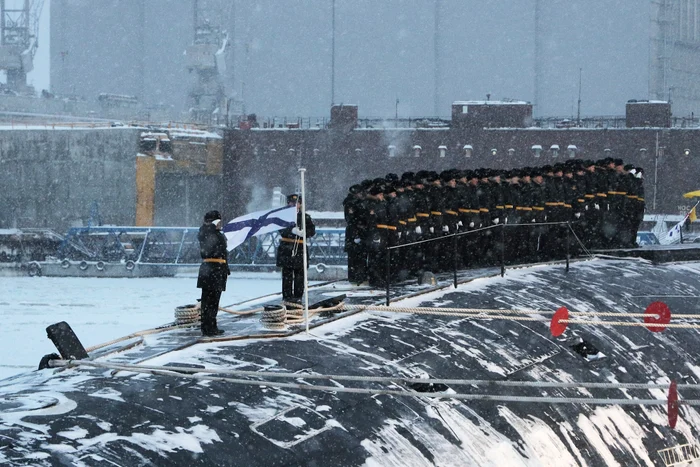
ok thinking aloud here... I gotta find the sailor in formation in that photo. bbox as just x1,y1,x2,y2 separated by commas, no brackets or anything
343,158,645,285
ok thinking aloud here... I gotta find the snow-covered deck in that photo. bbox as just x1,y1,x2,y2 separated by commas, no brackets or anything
1,259,700,465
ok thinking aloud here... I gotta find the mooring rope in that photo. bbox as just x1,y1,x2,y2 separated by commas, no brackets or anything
342,304,700,329
85,323,196,353
49,359,700,390
49,359,699,408
219,306,263,316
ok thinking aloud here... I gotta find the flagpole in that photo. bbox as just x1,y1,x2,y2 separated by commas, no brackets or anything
299,167,309,334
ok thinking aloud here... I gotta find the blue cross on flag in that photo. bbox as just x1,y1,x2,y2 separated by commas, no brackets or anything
223,206,297,251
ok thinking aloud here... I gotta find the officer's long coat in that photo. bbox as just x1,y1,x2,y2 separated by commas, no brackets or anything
276,212,316,269
197,223,229,291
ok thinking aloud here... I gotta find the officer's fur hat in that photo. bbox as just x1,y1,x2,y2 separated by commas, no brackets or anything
360,179,374,190
456,169,470,180
439,170,456,182
204,210,222,223
349,184,362,194
401,171,415,182
368,178,386,195
368,184,384,195
286,194,301,204
385,173,399,183
478,168,489,179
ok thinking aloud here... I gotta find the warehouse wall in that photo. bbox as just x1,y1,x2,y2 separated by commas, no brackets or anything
0,128,140,230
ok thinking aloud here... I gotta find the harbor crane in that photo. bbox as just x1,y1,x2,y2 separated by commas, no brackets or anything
0,0,43,94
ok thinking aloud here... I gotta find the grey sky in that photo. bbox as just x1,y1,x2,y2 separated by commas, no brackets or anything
47,1,654,119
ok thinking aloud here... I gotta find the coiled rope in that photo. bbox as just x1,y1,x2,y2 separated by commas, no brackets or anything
259,301,347,330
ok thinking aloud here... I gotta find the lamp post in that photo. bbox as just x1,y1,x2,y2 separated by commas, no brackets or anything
395,98,399,127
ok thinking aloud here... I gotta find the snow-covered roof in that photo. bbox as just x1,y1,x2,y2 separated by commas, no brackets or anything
453,100,530,106
307,210,344,220
627,100,669,104
168,128,221,139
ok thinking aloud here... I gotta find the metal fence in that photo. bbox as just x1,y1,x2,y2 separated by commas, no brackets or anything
56,226,347,266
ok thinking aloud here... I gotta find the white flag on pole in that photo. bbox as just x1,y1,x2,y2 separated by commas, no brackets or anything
222,206,296,251
660,213,690,245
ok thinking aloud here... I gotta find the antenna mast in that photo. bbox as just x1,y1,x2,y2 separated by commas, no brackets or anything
577,68,582,126
331,0,335,107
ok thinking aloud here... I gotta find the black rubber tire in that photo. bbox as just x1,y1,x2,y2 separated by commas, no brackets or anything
38,353,61,370
28,262,42,277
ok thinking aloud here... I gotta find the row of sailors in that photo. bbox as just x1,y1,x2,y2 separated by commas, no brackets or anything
343,158,645,286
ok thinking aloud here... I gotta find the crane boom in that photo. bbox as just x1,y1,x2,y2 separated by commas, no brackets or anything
0,0,43,94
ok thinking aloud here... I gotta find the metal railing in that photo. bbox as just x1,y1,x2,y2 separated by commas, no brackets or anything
658,443,700,466
56,226,347,267
236,114,700,131
384,221,581,305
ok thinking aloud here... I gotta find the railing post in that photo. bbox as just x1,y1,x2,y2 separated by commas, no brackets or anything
500,224,505,277
565,222,570,273
452,233,458,288
385,246,391,306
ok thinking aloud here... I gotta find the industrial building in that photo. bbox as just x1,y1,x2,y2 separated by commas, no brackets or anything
223,100,700,221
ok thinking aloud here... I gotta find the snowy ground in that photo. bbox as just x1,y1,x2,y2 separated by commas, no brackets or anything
0,272,281,380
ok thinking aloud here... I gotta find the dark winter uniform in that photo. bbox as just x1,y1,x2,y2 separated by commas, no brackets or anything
503,176,522,263
412,182,431,273
425,179,446,272
460,177,482,267
197,210,230,336
277,207,316,302
627,168,646,247
530,175,548,261
581,164,602,249
394,182,416,277
344,189,367,284
365,193,391,287
541,171,566,260
596,164,615,248
384,190,402,278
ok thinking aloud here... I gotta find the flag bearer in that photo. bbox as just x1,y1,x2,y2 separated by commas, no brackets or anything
277,194,316,304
